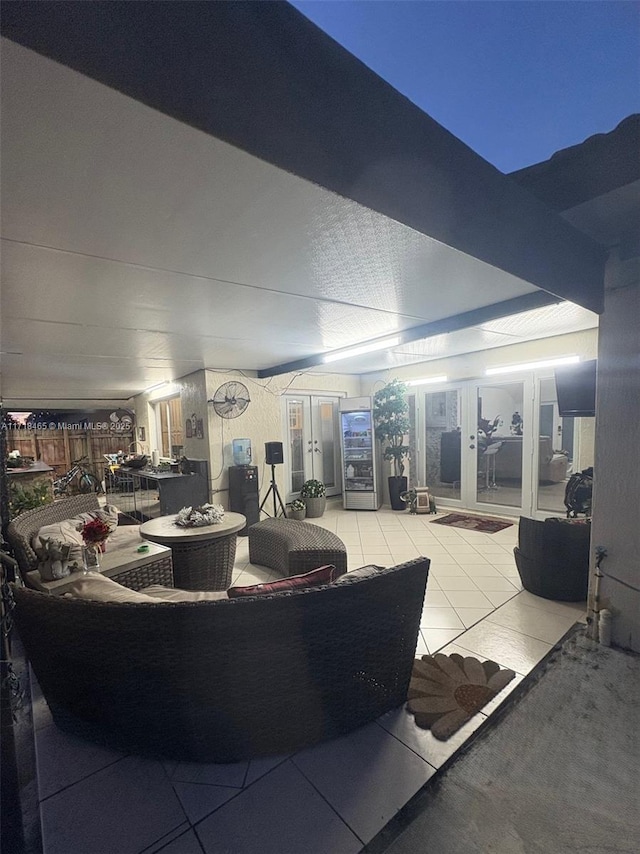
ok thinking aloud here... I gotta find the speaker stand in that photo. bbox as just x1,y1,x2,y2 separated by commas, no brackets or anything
259,464,287,518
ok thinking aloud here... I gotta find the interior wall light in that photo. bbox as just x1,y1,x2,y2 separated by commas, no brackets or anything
406,375,448,387
485,355,579,376
322,336,401,364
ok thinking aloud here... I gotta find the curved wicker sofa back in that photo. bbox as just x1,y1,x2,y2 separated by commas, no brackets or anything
12,557,430,762
7,495,100,578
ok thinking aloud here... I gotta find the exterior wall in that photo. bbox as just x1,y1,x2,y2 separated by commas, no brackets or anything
576,418,596,471
589,248,640,652
204,370,361,508
135,370,362,509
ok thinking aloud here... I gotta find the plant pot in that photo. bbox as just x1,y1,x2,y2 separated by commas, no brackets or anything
388,476,408,511
303,496,326,518
288,509,306,521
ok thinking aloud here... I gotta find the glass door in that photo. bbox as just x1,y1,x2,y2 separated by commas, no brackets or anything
420,376,592,518
424,387,464,504
310,396,341,497
285,397,306,496
533,376,595,518
423,379,532,517
341,409,375,493
468,379,527,513
284,395,341,500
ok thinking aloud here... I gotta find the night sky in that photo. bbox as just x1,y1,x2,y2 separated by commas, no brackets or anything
289,0,640,172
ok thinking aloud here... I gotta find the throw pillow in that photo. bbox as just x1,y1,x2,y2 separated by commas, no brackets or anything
334,564,385,584
227,564,336,598
143,585,228,602
32,506,120,552
72,505,119,537
33,519,84,550
63,572,161,604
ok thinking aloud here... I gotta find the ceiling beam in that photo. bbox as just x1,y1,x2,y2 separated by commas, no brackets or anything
257,291,562,378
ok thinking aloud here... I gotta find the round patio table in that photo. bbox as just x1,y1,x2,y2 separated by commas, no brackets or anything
139,512,246,591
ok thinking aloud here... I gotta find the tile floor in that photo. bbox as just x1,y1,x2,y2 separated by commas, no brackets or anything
30,503,586,854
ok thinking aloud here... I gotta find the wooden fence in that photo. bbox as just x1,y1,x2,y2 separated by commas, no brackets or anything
6,428,134,483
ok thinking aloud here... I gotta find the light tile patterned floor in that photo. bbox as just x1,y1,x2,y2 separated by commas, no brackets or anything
31,502,586,854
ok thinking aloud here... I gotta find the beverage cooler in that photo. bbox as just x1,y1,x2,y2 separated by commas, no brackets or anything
339,397,382,510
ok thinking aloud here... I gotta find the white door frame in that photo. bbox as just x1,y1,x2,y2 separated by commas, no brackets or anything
417,372,586,519
281,392,343,501
462,376,535,517
418,377,537,518
415,369,580,519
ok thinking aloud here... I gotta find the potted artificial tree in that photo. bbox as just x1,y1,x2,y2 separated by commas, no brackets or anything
300,479,326,518
374,378,411,511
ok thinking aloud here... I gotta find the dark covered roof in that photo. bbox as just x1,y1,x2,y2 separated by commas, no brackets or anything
510,115,640,212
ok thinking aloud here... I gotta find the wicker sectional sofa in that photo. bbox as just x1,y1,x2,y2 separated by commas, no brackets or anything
11,556,430,762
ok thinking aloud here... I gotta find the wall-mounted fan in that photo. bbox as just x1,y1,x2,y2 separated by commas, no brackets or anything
209,381,251,419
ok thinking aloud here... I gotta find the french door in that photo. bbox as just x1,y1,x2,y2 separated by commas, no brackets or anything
422,375,585,518
423,379,531,517
283,395,342,501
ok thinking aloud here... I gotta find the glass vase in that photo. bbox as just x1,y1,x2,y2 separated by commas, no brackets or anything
82,544,101,573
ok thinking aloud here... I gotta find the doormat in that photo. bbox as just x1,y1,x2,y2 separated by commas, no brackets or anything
430,513,513,534
407,653,516,740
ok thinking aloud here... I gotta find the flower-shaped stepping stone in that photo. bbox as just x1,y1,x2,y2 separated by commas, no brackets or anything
407,653,516,740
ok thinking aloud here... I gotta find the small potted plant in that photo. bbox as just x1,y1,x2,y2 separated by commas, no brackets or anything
6,449,34,469
300,478,326,518
288,498,306,521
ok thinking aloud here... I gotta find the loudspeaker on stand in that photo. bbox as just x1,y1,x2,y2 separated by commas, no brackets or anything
265,442,284,465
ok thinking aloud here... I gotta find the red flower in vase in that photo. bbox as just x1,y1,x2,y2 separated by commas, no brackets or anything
80,517,111,549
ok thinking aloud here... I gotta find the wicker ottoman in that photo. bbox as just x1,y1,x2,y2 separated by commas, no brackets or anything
248,518,347,578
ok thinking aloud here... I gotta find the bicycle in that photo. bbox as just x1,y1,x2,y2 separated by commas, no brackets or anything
53,456,104,497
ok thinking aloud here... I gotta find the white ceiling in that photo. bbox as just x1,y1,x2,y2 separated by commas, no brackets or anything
0,40,598,408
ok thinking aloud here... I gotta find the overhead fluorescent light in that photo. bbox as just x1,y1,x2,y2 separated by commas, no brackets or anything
322,336,401,364
486,356,580,376
406,375,448,387
144,382,167,393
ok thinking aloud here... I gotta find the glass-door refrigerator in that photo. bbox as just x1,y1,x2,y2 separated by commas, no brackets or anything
339,397,381,510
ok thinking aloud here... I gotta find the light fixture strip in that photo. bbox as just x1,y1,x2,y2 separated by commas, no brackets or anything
406,375,448,387
485,356,579,376
322,336,401,364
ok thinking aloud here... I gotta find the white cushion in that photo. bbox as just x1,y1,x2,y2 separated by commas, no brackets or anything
33,519,84,550
143,585,228,602
63,572,161,603
32,506,141,552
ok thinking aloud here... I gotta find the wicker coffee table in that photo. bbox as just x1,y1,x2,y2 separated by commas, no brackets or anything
139,512,246,591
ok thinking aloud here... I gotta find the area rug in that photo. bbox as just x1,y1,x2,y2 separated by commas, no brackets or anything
430,512,513,534
407,654,516,740
366,630,640,854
